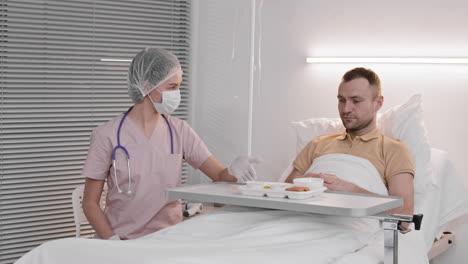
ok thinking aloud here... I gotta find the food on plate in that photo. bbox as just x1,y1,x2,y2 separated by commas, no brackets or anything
285,186,310,192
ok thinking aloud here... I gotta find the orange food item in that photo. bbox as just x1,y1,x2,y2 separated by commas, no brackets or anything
285,186,310,192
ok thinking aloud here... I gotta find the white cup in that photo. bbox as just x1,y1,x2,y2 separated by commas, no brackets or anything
293,177,324,189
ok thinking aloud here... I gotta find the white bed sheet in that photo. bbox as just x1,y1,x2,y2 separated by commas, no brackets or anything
16,205,430,264
15,206,408,264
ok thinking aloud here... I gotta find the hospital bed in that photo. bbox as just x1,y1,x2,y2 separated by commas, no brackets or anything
13,147,468,264
167,147,466,264
168,182,421,264
172,148,460,263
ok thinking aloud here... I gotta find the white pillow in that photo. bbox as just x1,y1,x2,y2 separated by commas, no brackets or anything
291,94,435,194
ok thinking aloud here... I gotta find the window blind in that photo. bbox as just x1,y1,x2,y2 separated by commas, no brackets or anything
0,1,192,263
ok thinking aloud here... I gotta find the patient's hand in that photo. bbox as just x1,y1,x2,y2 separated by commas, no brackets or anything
305,173,357,192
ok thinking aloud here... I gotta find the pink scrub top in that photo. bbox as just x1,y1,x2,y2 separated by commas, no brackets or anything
81,113,211,239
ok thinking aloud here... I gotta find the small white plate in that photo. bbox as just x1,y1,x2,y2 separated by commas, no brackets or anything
284,187,327,199
239,181,327,200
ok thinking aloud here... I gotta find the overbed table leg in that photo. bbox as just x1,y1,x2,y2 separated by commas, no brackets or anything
383,219,399,264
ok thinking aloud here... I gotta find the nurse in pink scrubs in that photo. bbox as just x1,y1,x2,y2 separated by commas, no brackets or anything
81,48,260,240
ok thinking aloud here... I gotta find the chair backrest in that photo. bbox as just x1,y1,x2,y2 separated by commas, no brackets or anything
72,184,107,238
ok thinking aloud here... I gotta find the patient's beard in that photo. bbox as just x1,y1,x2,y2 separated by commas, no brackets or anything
342,117,374,134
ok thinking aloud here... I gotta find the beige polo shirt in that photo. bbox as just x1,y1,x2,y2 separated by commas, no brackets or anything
292,128,414,186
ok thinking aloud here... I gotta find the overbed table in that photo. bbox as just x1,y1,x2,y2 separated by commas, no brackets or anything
167,182,419,264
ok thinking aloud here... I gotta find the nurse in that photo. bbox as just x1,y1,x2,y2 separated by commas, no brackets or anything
82,48,260,240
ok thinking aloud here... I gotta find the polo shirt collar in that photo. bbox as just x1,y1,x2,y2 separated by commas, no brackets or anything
337,132,347,140
360,128,381,141
337,128,381,141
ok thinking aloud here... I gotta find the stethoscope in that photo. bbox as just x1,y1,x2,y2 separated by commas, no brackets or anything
112,107,174,195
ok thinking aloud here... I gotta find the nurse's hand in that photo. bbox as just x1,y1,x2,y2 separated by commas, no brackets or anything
228,156,262,183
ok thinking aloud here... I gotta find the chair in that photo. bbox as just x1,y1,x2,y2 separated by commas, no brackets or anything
72,184,107,238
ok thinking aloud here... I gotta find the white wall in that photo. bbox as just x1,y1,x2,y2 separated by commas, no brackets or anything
251,0,468,185
192,0,468,262
190,0,254,184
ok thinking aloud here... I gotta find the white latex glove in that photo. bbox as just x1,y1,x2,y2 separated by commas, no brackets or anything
108,234,121,240
228,156,262,183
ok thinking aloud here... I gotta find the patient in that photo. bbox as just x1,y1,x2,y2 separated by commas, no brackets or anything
285,67,414,217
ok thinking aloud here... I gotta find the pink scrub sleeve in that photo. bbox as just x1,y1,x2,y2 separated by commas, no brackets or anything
180,120,212,169
82,126,113,180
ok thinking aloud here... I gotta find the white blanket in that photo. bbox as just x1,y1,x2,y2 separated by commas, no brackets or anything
16,208,381,264
306,153,389,196
15,154,428,264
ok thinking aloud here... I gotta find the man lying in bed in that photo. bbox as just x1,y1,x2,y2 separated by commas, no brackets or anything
285,67,414,218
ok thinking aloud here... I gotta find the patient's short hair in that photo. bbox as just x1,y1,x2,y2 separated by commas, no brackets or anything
342,67,381,97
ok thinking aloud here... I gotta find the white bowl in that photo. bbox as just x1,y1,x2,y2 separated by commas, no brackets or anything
293,177,324,189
